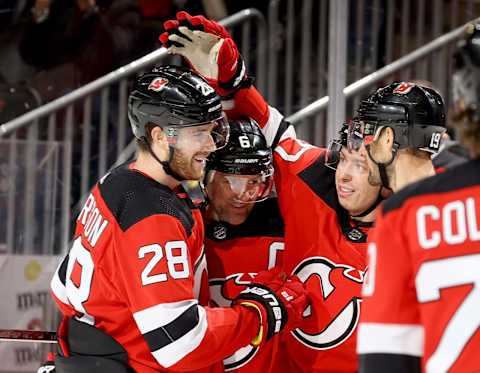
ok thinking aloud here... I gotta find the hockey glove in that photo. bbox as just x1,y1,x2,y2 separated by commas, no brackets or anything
233,267,309,347
159,11,247,96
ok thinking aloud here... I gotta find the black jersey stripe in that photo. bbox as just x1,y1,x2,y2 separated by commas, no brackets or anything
143,304,199,352
359,353,421,373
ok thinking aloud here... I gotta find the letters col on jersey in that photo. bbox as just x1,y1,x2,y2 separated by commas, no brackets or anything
416,197,480,249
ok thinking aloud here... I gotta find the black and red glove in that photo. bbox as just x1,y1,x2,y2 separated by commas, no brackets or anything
234,267,309,347
159,11,246,97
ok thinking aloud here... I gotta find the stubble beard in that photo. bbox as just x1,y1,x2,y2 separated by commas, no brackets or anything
170,149,205,180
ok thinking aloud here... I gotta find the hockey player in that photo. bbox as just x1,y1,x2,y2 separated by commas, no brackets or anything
48,65,309,373
160,12,385,373
356,81,447,193
202,118,285,372
357,22,480,373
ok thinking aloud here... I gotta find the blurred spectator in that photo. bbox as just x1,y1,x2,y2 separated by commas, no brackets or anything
19,0,142,103
0,1,39,87
0,79,40,124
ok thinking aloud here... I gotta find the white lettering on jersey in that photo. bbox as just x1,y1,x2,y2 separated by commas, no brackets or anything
77,194,109,247
66,237,95,325
416,197,480,249
362,243,377,297
416,254,480,372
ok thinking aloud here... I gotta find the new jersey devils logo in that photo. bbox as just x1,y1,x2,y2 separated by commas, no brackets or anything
210,273,258,370
148,78,168,91
393,82,415,94
210,272,256,307
292,257,364,349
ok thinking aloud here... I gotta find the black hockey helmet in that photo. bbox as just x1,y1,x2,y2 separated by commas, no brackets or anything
205,117,274,203
128,65,229,181
207,117,272,175
128,65,229,148
452,21,480,124
356,82,446,153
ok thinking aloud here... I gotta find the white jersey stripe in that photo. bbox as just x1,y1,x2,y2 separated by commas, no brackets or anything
50,261,69,305
151,305,208,367
262,106,284,147
133,299,198,334
357,322,424,357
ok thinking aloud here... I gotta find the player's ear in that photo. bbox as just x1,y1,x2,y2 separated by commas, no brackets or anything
150,126,169,158
382,127,395,152
151,126,166,143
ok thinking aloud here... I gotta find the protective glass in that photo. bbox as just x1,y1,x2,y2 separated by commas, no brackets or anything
346,119,364,151
325,119,365,170
324,139,343,170
164,112,230,151
211,167,274,204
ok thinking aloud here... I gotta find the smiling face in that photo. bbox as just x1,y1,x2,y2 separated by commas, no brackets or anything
335,147,381,216
205,171,265,225
169,123,217,180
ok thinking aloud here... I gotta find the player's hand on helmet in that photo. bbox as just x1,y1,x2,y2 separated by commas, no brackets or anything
159,11,247,96
233,267,310,347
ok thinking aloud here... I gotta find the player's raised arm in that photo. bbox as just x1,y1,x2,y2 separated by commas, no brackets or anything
159,11,293,149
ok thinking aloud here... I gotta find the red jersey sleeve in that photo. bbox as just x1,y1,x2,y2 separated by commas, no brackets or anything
357,207,422,370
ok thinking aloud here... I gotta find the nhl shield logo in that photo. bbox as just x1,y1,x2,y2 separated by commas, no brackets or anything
213,225,227,240
346,227,365,242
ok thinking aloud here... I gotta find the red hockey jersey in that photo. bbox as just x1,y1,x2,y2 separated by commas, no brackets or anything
358,159,480,373
260,109,372,373
204,197,285,372
50,163,260,373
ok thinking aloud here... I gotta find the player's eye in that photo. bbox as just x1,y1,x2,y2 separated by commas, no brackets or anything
354,161,367,171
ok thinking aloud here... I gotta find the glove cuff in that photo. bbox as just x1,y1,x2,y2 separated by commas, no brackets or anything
218,55,248,96
237,301,266,346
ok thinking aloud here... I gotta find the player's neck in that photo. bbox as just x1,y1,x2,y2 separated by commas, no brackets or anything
134,151,181,190
391,152,435,192
351,208,376,224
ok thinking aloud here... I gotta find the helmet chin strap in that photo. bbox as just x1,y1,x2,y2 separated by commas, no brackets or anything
141,138,185,182
365,143,398,190
350,190,383,218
